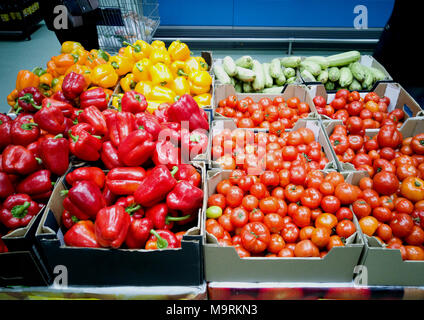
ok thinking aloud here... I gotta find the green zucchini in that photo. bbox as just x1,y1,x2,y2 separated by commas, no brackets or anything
349,79,362,91
350,62,366,82
212,64,232,85
326,50,361,67
263,63,274,88
339,67,353,87
300,60,322,76
235,56,254,69
222,56,237,77
328,67,340,82
369,67,386,81
269,58,283,78
234,82,243,93
305,56,329,70
275,73,286,86
230,76,236,86
317,70,329,84
262,86,285,94
280,56,301,68
242,82,253,93
301,69,317,82
286,76,297,84
235,66,256,82
325,81,336,91
361,66,374,90
252,60,265,91
283,67,296,79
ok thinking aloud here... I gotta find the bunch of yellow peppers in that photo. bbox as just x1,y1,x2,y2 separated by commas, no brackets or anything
117,39,212,112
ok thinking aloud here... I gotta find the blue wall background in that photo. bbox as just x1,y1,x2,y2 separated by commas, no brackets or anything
157,0,394,28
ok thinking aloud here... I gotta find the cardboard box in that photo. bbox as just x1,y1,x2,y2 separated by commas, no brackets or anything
207,118,338,171
203,170,364,283
301,55,393,92
213,83,318,122
35,162,207,287
350,119,424,286
309,82,423,128
0,208,50,287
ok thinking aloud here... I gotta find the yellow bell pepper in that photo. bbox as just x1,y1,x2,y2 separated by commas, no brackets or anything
85,49,109,69
65,64,92,88
150,47,171,65
170,60,190,78
134,40,152,58
168,76,190,97
185,56,209,73
132,58,152,82
151,40,166,49
188,70,212,95
91,64,119,88
193,93,212,108
51,75,64,93
149,63,173,86
111,93,123,110
168,40,190,62
109,55,133,76
38,72,54,96
122,40,151,61
149,85,176,103
61,41,84,54
134,81,153,99
146,101,162,114
71,48,89,65
120,73,136,92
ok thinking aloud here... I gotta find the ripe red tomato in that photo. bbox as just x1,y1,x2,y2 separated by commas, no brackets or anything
264,213,285,233
300,188,322,209
390,213,414,238
334,182,359,205
346,101,363,116
336,207,353,221
373,171,399,196
377,124,403,149
346,116,364,135
294,239,320,257
404,225,424,246
336,220,356,238
280,222,300,243
320,195,341,214
364,92,380,104
313,96,326,108
259,196,280,214
240,222,271,254
331,97,346,110
293,206,312,228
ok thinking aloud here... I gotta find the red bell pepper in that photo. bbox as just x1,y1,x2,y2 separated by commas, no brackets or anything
152,140,180,169
102,185,117,206
134,165,178,207
125,217,153,249
0,120,12,151
94,205,131,248
0,114,11,125
117,129,156,167
79,87,108,110
65,166,105,189
0,236,8,253
16,169,52,198
33,102,66,135
158,127,181,145
100,141,123,169
0,172,14,199
153,103,171,123
61,209,79,229
64,220,100,248
121,91,148,113
174,164,201,187
0,193,41,229
103,110,136,148
62,72,86,100
11,114,40,146
105,167,146,196
17,87,44,112
145,203,190,230
166,180,204,212
41,97,75,118
78,105,108,136
167,94,209,131
68,123,103,161
161,122,181,131
145,229,179,249
39,134,69,176
181,129,208,161
1,145,39,175
115,195,144,220
52,90,75,106
135,112,162,140
62,180,106,220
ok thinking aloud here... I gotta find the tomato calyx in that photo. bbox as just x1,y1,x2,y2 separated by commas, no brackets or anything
415,181,422,187
250,231,259,239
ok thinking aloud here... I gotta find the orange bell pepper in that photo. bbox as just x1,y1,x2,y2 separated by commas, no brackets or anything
49,53,76,76
16,70,40,92
7,89,19,107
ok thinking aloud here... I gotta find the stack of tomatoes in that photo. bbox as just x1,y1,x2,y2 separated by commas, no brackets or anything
206,170,360,258
314,89,404,130
212,126,329,173
215,95,311,129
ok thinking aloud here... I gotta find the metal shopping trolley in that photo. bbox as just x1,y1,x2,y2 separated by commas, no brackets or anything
96,0,159,54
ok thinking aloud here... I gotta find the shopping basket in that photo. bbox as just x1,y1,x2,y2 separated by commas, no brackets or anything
96,0,160,53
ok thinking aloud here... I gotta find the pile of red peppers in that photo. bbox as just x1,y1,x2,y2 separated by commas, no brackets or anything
1,72,208,252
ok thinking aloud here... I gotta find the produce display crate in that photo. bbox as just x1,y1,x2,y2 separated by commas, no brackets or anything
350,119,424,286
309,82,424,129
34,161,207,287
213,83,318,123
207,118,337,170
0,206,50,287
203,169,364,283
300,55,393,93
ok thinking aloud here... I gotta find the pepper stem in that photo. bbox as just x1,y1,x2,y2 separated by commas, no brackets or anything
11,201,31,219
166,214,191,224
170,166,179,177
125,204,142,215
150,229,168,249
60,190,69,196
68,133,79,143
53,134,63,139
21,122,39,130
